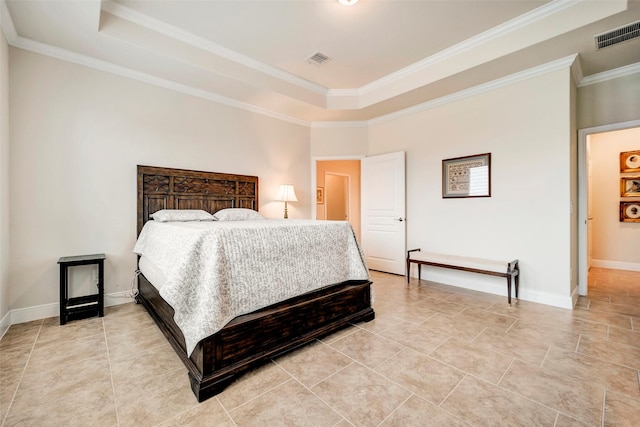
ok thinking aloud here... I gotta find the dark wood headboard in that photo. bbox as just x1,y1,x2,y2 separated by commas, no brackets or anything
137,165,259,235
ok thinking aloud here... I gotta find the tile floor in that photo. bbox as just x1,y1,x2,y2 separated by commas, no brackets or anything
1,268,640,426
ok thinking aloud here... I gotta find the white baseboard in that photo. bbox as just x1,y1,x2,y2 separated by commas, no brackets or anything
0,310,10,340
8,291,135,326
412,270,574,310
591,259,640,272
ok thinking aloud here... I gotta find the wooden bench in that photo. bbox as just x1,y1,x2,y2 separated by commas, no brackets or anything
406,248,520,304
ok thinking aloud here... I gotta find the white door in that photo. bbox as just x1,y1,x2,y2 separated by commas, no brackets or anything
361,151,406,274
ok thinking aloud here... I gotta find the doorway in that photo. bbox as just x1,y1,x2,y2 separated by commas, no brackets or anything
313,158,362,239
325,173,349,221
578,120,640,296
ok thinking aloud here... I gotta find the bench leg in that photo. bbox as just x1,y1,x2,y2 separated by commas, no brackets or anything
418,264,421,282
515,273,519,299
406,259,410,283
506,276,512,305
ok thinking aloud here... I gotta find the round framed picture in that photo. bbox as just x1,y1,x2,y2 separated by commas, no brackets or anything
620,150,640,173
620,202,640,222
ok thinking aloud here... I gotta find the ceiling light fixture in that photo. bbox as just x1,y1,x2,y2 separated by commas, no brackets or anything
338,0,358,6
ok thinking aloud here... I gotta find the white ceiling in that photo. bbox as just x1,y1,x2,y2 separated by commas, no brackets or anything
3,0,640,124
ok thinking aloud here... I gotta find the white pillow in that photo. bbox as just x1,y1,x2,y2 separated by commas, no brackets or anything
213,208,264,221
151,209,215,222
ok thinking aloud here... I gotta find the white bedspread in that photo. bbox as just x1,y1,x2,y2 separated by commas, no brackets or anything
133,219,369,355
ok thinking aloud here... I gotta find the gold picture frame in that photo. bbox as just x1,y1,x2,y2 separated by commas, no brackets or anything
620,150,640,172
621,176,640,197
620,201,640,222
316,187,324,204
442,153,491,198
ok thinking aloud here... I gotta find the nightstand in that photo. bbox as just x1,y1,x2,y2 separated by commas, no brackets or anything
58,253,106,325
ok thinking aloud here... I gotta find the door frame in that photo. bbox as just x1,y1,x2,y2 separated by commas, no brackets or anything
311,155,364,220
578,119,640,295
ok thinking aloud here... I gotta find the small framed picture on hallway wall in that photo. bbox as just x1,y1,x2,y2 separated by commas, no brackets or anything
620,150,640,173
621,176,640,197
620,202,640,222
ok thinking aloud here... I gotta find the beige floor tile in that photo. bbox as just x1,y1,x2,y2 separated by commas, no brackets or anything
607,325,640,349
412,297,469,316
387,303,440,325
158,397,235,427
1,268,638,426
420,312,487,342
471,328,550,365
375,348,465,405
554,413,594,427
105,324,167,360
274,340,352,388
453,308,517,331
109,339,184,386
37,316,104,345
429,337,513,384
542,346,640,400
10,352,111,414
577,335,640,369
27,330,107,375
441,375,558,426
4,381,117,427
380,394,471,427
115,368,198,427
604,390,640,427
216,361,292,411
329,328,404,368
589,299,640,318
499,359,604,425
505,319,583,351
378,320,449,355
229,379,342,427
312,362,411,427
102,303,157,336
0,320,42,351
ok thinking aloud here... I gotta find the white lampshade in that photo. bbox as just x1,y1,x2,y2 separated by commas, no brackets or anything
276,184,298,202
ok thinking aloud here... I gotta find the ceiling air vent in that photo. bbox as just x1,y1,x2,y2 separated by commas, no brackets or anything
307,52,331,66
595,20,640,49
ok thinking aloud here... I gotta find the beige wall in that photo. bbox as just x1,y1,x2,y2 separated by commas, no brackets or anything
368,69,575,307
315,160,361,239
310,126,367,157
590,127,640,270
0,30,9,329
8,48,311,316
577,73,640,129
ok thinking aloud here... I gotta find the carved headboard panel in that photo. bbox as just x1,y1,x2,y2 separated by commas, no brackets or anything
137,165,259,235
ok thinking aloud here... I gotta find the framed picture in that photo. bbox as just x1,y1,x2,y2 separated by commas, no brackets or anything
621,176,640,197
442,153,491,198
316,187,324,204
620,150,640,172
620,201,640,222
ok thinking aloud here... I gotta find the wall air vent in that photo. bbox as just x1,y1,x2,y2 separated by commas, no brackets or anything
595,20,640,49
307,52,332,66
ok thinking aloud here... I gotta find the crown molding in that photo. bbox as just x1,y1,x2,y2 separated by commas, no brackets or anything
0,0,17,43
101,0,328,97
365,54,578,126
358,0,581,96
578,61,640,87
8,32,311,127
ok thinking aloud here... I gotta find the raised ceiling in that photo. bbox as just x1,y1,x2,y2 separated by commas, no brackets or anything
3,0,640,124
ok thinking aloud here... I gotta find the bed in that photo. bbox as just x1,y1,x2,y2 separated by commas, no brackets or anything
134,165,375,402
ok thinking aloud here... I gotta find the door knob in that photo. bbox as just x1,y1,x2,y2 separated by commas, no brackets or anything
395,217,404,222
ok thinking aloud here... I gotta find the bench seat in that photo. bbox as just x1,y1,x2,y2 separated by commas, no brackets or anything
406,249,519,304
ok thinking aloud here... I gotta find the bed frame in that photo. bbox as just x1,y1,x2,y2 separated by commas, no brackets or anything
136,165,374,402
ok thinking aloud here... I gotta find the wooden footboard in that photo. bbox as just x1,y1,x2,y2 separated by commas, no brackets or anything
136,274,375,402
